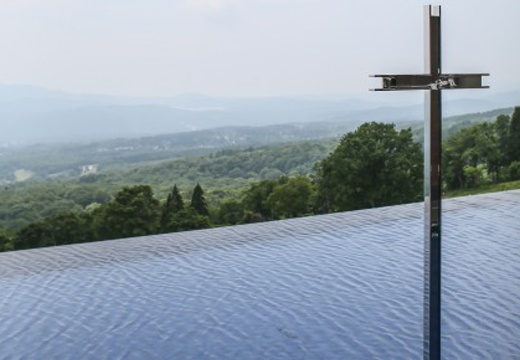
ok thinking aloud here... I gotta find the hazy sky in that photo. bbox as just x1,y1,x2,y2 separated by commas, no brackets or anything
0,0,518,97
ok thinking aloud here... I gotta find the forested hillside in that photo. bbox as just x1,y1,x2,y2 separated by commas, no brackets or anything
0,107,511,183
1,107,519,252
0,123,351,182
0,140,334,231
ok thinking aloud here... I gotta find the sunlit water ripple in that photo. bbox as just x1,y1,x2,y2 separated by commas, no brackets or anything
1,190,519,359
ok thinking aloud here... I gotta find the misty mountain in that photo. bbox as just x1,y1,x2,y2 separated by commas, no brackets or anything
0,84,380,144
1,84,518,145
338,96,517,124
0,121,355,182
0,106,513,184
3,104,227,143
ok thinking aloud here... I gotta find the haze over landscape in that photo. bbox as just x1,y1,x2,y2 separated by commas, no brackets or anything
1,0,518,98
0,0,518,145
1,2,519,357
0,0,517,144
1,83,519,144
0,1,519,247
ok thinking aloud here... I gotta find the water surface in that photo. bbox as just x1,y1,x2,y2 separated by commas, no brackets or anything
1,191,519,359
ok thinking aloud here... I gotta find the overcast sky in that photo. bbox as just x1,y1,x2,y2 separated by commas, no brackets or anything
0,0,518,97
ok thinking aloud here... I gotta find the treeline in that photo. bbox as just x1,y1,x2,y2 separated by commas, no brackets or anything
0,179,315,251
444,107,520,189
1,122,423,251
100,140,333,185
0,141,333,232
2,108,520,252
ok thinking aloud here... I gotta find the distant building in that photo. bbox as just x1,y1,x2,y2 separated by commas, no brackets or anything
80,164,98,175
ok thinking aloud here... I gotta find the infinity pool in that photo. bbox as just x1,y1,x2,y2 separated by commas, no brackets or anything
1,191,519,359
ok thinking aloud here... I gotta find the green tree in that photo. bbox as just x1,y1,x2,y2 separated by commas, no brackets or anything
43,212,88,245
266,176,314,219
509,107,520,162
168,208,211,232
217,200,244,225
241,179,278,220
190,183,209,216
15,222,53,250
0,233,12,252
508,161,520,181
65,186,111,208
444,126,479,189
259,167,284,180
160,185,185,232
94,185,160,240
444,118,511,189
495,114,511,161
170,185,185,213
470,122,502,183
315,122,423,212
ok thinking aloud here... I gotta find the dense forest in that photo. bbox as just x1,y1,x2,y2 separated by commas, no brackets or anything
0,140,334,231
1,107,519,252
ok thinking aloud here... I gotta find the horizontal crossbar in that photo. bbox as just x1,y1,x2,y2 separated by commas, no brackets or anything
370,73,489,91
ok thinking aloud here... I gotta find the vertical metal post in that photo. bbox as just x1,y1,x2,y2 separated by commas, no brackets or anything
424,5,442,360
370,6,487,358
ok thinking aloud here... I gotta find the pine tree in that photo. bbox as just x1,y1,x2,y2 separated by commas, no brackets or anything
190,183,209,216
170,185,184,213
509,107,520,162
160,184,185,232
160,193,174,232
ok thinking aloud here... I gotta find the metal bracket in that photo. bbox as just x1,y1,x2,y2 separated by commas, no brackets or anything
370,73,489,91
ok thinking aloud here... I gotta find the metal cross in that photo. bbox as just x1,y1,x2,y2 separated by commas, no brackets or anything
371,5,488,360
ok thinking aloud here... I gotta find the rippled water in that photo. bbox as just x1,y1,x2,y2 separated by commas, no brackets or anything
1,191,519,359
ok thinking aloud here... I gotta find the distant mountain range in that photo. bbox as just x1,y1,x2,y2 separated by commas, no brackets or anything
1,83,519,145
